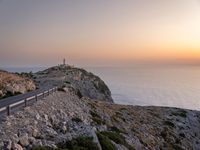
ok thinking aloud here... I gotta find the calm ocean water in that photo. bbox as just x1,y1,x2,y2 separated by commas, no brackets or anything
2,65,200,111
86,65,200,111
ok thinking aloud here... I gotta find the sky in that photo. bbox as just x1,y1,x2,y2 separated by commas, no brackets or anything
0,0,200,67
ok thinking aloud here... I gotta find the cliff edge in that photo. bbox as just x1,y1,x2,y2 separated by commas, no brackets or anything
34,65,113,102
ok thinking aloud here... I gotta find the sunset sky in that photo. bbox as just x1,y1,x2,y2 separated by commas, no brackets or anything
0,0,200,67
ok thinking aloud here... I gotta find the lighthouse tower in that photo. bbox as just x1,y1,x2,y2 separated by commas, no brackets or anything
63,58,66,65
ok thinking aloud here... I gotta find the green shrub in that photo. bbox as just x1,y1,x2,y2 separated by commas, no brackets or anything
164,121,175,128
172,144,184,150
32,146,63,150
65,81,71,84
57,136,99,150
109,126,124,133
90,110,105,125
90,110,101,118
92,117,105,125
171,110,187,118
97,132,116,150
72,117,82,123
101,131,125,145
100,131,135,150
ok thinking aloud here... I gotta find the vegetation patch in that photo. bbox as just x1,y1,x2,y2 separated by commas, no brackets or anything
65,81,71,84
109,126,123,133
164,121,175,128
100,131,135,150
171,110,187,118
57,86,66,92
72,117,82,123
90,110,101,118
172,144,184,150
57,136,99,150
90,110,105,125
161,130,168,140
113,112,126,122
32,146,62,150
97,132,116,150
0,91,22,100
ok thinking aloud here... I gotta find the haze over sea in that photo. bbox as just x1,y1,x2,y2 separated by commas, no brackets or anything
3,65,200,111
87,65,200,111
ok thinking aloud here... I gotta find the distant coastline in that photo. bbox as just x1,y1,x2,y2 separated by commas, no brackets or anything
1,67,47,73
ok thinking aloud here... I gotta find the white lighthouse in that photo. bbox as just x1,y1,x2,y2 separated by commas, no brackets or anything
63,58,66,65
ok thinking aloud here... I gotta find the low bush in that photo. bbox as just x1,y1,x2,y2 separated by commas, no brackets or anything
164,121,175,128
57,136,99,150
72,117,82,123
90,110,105,125
100,131,125,145
100,131,135,150
171,110,187,118
97,132,116,150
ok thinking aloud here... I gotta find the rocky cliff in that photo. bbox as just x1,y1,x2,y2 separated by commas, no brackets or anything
34,65,113,102
0,70,36,99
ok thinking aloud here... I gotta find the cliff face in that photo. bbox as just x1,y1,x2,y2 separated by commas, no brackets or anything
0,70,36,99
34,65,113,102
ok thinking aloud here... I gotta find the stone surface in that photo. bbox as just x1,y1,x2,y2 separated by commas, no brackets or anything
12,143,23,150
0,70,36,99
19,133,29,147
35,65,113,102
0,90,199,150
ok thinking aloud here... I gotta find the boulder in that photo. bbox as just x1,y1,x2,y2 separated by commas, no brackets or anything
32,140,43,147
4,140,12,150
19,133,29,147
28,137,36,145
11,143,23,150
32,128,39,138
0,90,3,97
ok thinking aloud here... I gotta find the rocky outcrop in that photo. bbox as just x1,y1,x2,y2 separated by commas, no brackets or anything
35,65,113,102
0,70,36,99
0,88,199,150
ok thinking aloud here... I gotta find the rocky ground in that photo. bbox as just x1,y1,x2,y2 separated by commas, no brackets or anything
0,65,199,150
0,70,36,99
34,65,113,102
0,88,199,150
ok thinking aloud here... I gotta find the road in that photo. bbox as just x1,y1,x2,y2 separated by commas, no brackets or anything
0,86,54,109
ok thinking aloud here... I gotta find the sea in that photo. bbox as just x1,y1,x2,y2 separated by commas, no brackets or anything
2,65,200,111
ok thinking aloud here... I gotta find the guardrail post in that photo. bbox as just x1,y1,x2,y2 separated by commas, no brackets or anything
25,99,27,107
7,106,11,116
36,95,38,101
43,92,45,98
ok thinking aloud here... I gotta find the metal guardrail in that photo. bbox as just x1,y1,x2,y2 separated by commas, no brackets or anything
0,87,58,116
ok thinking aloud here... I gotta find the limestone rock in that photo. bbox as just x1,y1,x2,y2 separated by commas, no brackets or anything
0,70,36,99
35,65,113,102
32,128,39,138
32,140,43,147
19,133,29,147
11,143,23,150
4,140,12,150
